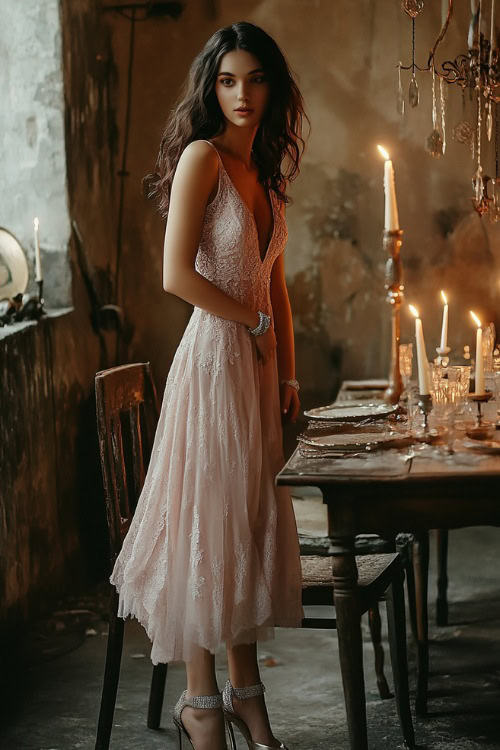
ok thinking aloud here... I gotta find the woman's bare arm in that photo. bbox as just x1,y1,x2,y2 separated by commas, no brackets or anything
270,250,296,382
162,140,259,330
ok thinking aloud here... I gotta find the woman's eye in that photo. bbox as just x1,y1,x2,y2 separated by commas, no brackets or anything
220,78,234,86
252,76,267,84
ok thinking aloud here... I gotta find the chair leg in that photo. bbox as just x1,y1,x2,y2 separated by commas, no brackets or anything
368,604,393,699
147,663,168,729
411,532,429,717
95,587,125,750
436,529,449,627
396,534,418,643
386,571,416,749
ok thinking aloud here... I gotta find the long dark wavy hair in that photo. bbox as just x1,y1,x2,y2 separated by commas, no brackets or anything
145,21,309,218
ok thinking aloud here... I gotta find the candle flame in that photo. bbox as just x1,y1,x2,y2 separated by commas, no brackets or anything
34,217,39,230
470,310,482,328
409,304,419,319
377,144,390,160
441,290,448,305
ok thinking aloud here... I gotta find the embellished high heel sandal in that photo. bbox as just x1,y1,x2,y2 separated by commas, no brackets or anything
173,689,225,749
222,680,289,750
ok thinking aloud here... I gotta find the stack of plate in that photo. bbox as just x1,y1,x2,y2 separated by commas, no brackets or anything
298,430,413,458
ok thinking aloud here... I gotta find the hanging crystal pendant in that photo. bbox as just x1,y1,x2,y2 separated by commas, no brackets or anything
440,77,447,154
427,129,444,157
490,179,500,222
409,75,419,107
403,0,424,18
487,101,493,141
397,63,405,116
432,65,437,129
453,121,474,146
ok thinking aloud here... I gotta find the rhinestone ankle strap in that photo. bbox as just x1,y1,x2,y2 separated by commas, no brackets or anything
174,689,222,721
230,681,266,699
186,692,223,708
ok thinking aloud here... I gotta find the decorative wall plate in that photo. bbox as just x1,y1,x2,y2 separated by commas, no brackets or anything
0,228,29,300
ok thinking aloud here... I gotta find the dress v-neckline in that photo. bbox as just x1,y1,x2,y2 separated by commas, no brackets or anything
208,141,276,265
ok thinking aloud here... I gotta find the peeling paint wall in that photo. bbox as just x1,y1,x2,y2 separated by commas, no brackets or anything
108,0,500,411
0,0,71,306
0,0,119,648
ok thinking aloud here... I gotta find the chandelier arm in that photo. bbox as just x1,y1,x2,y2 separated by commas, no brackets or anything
427,0,454,71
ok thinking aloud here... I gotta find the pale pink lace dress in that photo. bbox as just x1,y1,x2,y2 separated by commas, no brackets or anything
109,140,304,664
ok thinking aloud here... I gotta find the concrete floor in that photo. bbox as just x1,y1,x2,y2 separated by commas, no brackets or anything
1,494,500,750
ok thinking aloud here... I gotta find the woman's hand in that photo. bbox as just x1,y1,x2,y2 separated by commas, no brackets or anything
280,382,300,423
254,326,277,365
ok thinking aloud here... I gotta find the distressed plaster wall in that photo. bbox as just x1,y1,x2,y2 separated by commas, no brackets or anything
0,0,119,650
0,0,71,306
108,0,500,410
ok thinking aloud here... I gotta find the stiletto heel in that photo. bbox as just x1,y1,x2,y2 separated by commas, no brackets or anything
225,717,237,750
173,690,224,749
222,680,289,750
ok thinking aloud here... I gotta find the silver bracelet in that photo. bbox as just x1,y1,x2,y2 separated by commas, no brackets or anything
281,378,300,391
248,310,271,336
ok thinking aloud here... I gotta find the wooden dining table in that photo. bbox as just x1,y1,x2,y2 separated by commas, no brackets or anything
276,383,500,750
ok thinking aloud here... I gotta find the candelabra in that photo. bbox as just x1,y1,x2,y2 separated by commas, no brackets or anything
399,0,500,219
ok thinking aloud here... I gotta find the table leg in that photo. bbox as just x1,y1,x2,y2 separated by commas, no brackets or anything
436,529,449,626
411,531,429,717
331,533,368,750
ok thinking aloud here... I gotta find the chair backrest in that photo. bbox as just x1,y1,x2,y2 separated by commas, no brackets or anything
95,362,159,567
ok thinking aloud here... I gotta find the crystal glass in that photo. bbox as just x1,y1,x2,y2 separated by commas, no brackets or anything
406,385,422,432
482,323,496,372
429,364,471,412
399,343,413,397
484,371,500,426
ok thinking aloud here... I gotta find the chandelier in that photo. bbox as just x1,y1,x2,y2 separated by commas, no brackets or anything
398,0,500,220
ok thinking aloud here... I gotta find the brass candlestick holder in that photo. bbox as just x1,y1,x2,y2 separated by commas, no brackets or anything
467,391,494,440
383,229,404,406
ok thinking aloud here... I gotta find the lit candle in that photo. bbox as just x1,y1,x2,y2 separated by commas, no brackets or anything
33,217,43,282
377,145,400,232
470,311,485,394
440,290,449,349
409,304,431,395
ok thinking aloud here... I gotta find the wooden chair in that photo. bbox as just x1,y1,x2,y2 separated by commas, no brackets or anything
300,532,395,700
301,554,415,748
94,362,167,750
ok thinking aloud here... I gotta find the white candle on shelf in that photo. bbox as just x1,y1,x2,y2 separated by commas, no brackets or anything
440,290,449,349
409,304,431,395
470,311,485,394
377,145,400,232
33,217,43,282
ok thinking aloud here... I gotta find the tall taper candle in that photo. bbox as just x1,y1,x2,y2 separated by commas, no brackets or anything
471,311,485,394
409,305,431,395
440,290,449,349
377,145,400,231
34,217,43,282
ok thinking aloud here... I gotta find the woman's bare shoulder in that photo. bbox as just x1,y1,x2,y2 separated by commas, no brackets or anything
177,139,219,174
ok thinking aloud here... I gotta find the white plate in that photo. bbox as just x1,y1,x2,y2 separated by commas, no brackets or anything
463,437,500,453
303,402,398,422
343,379,389,391
298,430,412,450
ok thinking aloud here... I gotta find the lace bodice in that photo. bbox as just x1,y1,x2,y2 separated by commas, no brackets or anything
195,141,288,316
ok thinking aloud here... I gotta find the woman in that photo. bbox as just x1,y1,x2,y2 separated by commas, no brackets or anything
110,21,308,750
